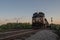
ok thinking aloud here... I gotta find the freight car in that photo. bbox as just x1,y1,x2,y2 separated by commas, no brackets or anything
32,12,49,29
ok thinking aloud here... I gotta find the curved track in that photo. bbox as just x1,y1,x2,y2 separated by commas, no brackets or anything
0,29,40,40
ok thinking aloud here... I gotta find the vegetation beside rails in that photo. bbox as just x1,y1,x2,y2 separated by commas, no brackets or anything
50,24,60,37
50,24,60,30
0,23,32,31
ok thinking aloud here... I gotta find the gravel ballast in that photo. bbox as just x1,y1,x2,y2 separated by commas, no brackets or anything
26,30,59,40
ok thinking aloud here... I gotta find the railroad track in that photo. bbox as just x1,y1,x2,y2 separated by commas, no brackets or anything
0,29,40,40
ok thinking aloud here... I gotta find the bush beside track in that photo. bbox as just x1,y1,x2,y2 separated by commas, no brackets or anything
50,24,60,30
0,23,32,31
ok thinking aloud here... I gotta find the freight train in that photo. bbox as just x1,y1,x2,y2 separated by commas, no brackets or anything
32,12,49,29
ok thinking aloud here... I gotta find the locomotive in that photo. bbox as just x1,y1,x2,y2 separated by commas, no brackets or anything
32,12,49,29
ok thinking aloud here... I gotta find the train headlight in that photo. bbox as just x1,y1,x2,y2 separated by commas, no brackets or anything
32,20,35,23
36,18,40,21
39,20,41,22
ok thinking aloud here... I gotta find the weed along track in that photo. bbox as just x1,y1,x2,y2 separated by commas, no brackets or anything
0,29,40,40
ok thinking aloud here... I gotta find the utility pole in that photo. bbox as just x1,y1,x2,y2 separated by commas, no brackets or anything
14,18,18,23
17,18,18,23
16,18,20,23
50,17,53,29
51,17,53,24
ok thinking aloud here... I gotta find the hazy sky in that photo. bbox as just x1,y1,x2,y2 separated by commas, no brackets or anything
0,0,60,24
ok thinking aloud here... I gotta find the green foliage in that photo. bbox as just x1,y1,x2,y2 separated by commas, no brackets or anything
50,24,60,30
0,23,32,31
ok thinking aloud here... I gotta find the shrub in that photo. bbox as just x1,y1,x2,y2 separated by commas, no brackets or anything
0,23,32,31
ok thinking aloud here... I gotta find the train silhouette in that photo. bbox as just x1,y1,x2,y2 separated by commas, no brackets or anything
32,12,49,29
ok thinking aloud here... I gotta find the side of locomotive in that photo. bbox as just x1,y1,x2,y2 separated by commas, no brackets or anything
32,12,49,29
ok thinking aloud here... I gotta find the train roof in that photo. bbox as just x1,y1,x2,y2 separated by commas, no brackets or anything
33,12,45,18
39,12,45,17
